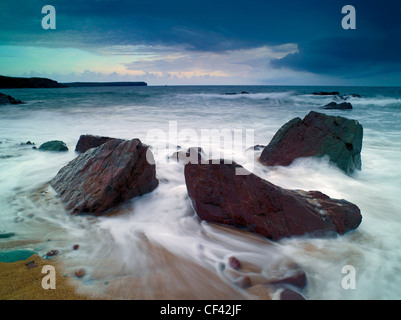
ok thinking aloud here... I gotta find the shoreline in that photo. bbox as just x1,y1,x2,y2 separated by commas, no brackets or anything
0,253,88,300
0,234,278,300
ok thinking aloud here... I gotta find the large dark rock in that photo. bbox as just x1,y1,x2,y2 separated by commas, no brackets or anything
75,134,116,153
50,138,159,215
322,102,353,110
184,160,362,240
38,140,68,152
0,93,23,105
259,111,363,174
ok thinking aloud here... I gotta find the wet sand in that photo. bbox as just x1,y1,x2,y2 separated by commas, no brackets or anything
73,237,274,300
0,253,88,300
0,236,275,300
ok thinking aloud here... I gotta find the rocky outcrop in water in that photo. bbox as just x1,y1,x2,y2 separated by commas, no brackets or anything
50,138,159,215
0,93,23,105
312,91,340,96
322,101,353,110
38,140,68,152
184,160,362,240
75,134,116,153
259,111,363,174
170,147,207,164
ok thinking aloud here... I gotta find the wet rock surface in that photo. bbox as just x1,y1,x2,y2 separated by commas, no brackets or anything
50,138,159,216
184,160,362,240
259,111,363,174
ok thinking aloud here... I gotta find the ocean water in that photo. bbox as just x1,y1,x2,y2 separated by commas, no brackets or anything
0,85,400,299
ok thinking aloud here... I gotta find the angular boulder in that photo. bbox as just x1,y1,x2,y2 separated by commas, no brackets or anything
184,160,362,240
259,111,363,174
75,134,116,153
51,138,159,215
38,140,68,152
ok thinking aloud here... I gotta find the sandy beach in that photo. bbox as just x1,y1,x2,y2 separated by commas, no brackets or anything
0,232,277,300
0,253,88,300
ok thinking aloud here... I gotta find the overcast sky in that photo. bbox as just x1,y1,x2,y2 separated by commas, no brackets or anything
0,0,400,85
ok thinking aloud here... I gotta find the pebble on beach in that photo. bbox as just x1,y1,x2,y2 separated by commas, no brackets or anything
46,250,59,257
75,269,85,278
233,275,251,289
229,257,241,270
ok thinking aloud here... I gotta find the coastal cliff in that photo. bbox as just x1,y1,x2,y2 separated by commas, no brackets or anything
0,75,66,89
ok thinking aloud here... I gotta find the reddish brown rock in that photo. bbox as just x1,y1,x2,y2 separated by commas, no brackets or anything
46,250,59,257
259,111,363,174
229,257,241,270
184,160,362,240
233,276,251,289
75,269,85,278
280,289,306,300
25,260,38,269
51,138,159,216
75,134,116,153
72,244,79,250
268,270,308,289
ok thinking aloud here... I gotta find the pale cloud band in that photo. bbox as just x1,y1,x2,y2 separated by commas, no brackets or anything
1,43,304,85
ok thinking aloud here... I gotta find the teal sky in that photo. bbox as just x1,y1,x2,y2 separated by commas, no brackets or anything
0,0,400,86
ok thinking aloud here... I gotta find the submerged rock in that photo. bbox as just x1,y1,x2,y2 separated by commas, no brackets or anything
280,289,306,300
312,91,340,96
259,111,363,174
50,138,159,216
75,134,116,153
0,92,23,105
0,232,15,239
233,275,252,289
184,160,362,240
268,270,308,289
322,101,353,110
170,147,207,164
38,140,68,152
46,250,59,257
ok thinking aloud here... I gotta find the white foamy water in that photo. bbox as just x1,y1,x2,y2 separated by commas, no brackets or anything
0,85,400,299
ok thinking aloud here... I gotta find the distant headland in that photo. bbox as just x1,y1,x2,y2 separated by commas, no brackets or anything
0,75,66,89
63,81,147,87
0,75,147,89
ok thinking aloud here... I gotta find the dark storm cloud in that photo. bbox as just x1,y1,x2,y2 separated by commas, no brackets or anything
0,0,400,82
270,1,401,78
0,0,341,50
271,36,401,77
